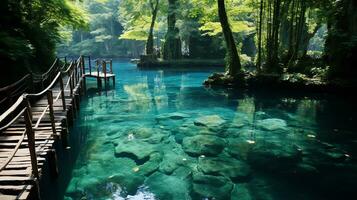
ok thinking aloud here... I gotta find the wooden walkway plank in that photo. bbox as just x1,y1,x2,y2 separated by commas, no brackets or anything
0,56,114,199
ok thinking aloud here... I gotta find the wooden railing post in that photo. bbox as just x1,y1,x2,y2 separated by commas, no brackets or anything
74,61,78,83
55,58,59,72
110,59,113,74
89,56,92,75
81,56,85,76
96,60,101,88
47,90,56,134
24,96,33,121
68,68,73,96
23,106,39,179
103,61,107,86
59,73,66,111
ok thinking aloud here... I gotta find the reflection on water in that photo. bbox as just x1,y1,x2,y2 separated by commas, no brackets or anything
62,60,357,200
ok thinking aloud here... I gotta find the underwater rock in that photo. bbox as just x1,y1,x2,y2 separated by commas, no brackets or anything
182,135,226,156
291,163,319,179
227,138,255,159
156,112,190,121
145,172,191,200
192,173,233,200
198,157,251,181
159,150,189,175
194,115,226,127
114,140,158,164
108,172,145,195
231,184,252,200
247,142,302,172
256,118,287,131
129,127,154,139
172,166,193,179
138,153,162,176
255,111,269,119
143,133,168,144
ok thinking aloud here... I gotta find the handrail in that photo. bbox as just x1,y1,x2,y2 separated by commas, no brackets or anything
32,58,58,79
0,108,27,171
0,95,24,124
0,55,85,179
62,61,74,74
0,74,30,92
25,72,61,98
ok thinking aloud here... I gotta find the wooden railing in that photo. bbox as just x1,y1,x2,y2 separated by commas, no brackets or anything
0,56,84,182
0,74,32,113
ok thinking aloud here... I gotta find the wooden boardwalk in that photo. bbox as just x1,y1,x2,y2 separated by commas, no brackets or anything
0,56,115,199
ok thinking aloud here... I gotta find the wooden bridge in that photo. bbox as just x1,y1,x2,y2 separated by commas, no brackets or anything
0,56,115,199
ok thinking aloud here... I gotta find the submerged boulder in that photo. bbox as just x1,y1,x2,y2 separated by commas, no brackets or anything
227,138,256,159
145,172,191,200
156,112,190,121
108,172,145,195
137,153,162,176
256,118,287,131
114,140,158,164
159,151,188,175
194,115,226,127
192,173,233,200
198,157,251,181
182,135,226,156
247,142,302,172
231,184,252,200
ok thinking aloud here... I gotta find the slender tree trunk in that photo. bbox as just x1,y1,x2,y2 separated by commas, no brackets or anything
265,0,282,73
146,0,159,55
287,0,306,67
217,0,242,75
301,23,321,57
287,0,296,61
257,0,264,72
163,0,182,60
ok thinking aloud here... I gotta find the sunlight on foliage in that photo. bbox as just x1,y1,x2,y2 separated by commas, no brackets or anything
119,30,148,41
200,21,255,36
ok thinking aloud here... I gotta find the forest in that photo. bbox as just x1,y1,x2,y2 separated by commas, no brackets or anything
1,0,356,89
1,1,357,200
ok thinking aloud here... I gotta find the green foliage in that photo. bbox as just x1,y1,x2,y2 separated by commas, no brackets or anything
57,0,139,57
0,0,86,85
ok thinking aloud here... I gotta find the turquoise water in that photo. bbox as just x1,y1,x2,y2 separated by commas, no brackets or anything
62,60,357,200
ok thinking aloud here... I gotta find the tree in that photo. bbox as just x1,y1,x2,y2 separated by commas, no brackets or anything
217,0,242,75
325,0,357,80
163,0,182,60
146,0,160,55
0,0,86,86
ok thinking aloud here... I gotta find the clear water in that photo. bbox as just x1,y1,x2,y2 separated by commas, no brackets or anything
62,60,357,200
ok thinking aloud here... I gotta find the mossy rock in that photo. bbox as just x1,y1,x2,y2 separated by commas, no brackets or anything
191,173,233,200
198,157,251,181
182,135,226,156
145,172,191,200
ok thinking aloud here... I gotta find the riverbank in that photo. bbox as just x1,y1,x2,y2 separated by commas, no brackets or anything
137,59,225,69
203,72,357,93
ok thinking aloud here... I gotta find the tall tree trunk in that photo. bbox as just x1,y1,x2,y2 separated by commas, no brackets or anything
286,0,296,62
163,0,182,60
217,0,242,75
301,23,321,57
257,0,264,72
146,0,159,55
265,0,282,73
325,0,357,79
287,0,306,67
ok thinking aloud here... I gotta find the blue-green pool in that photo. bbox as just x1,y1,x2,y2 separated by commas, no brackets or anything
61,60,357,200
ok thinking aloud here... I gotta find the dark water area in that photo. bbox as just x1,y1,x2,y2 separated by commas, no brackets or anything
50,60,357,200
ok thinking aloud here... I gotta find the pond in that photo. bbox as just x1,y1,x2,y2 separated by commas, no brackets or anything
61,60,357,200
